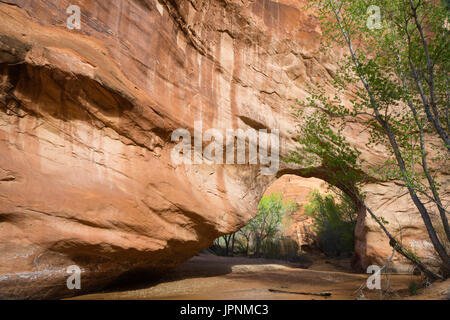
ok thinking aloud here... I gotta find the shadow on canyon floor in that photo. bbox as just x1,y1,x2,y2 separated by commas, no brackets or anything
68,252,449,300
86,252,313,294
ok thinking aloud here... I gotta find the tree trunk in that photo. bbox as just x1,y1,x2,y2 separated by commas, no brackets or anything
329,0,450,277
246,240,249,256
224,235,231,256
231,233,236,257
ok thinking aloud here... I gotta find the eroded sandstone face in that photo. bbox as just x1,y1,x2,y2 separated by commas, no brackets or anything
0,0,447,299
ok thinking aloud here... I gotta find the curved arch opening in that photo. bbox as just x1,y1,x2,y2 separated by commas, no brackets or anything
211,174,359,264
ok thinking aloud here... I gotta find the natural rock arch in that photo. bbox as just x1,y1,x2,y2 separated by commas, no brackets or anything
0,0,444,299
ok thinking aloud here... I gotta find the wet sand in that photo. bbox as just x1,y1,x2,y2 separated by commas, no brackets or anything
72,253,432,300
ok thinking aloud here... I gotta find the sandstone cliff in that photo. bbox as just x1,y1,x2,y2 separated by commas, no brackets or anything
0,0,447,299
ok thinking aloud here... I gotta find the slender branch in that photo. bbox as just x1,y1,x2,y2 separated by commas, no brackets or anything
395,46,450,241
328,0,450,273
408,0,450,150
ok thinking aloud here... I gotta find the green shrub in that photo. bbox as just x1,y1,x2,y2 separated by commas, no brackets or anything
260,238,283,259
305,190,357,257
246,193,299,256
408,280,420,296
211,193,299,257
259,237,311,265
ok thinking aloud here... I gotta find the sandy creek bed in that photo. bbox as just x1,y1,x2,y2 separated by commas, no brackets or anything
69,253,448,300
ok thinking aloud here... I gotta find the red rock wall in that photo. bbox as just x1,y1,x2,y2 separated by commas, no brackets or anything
0,0,447,298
